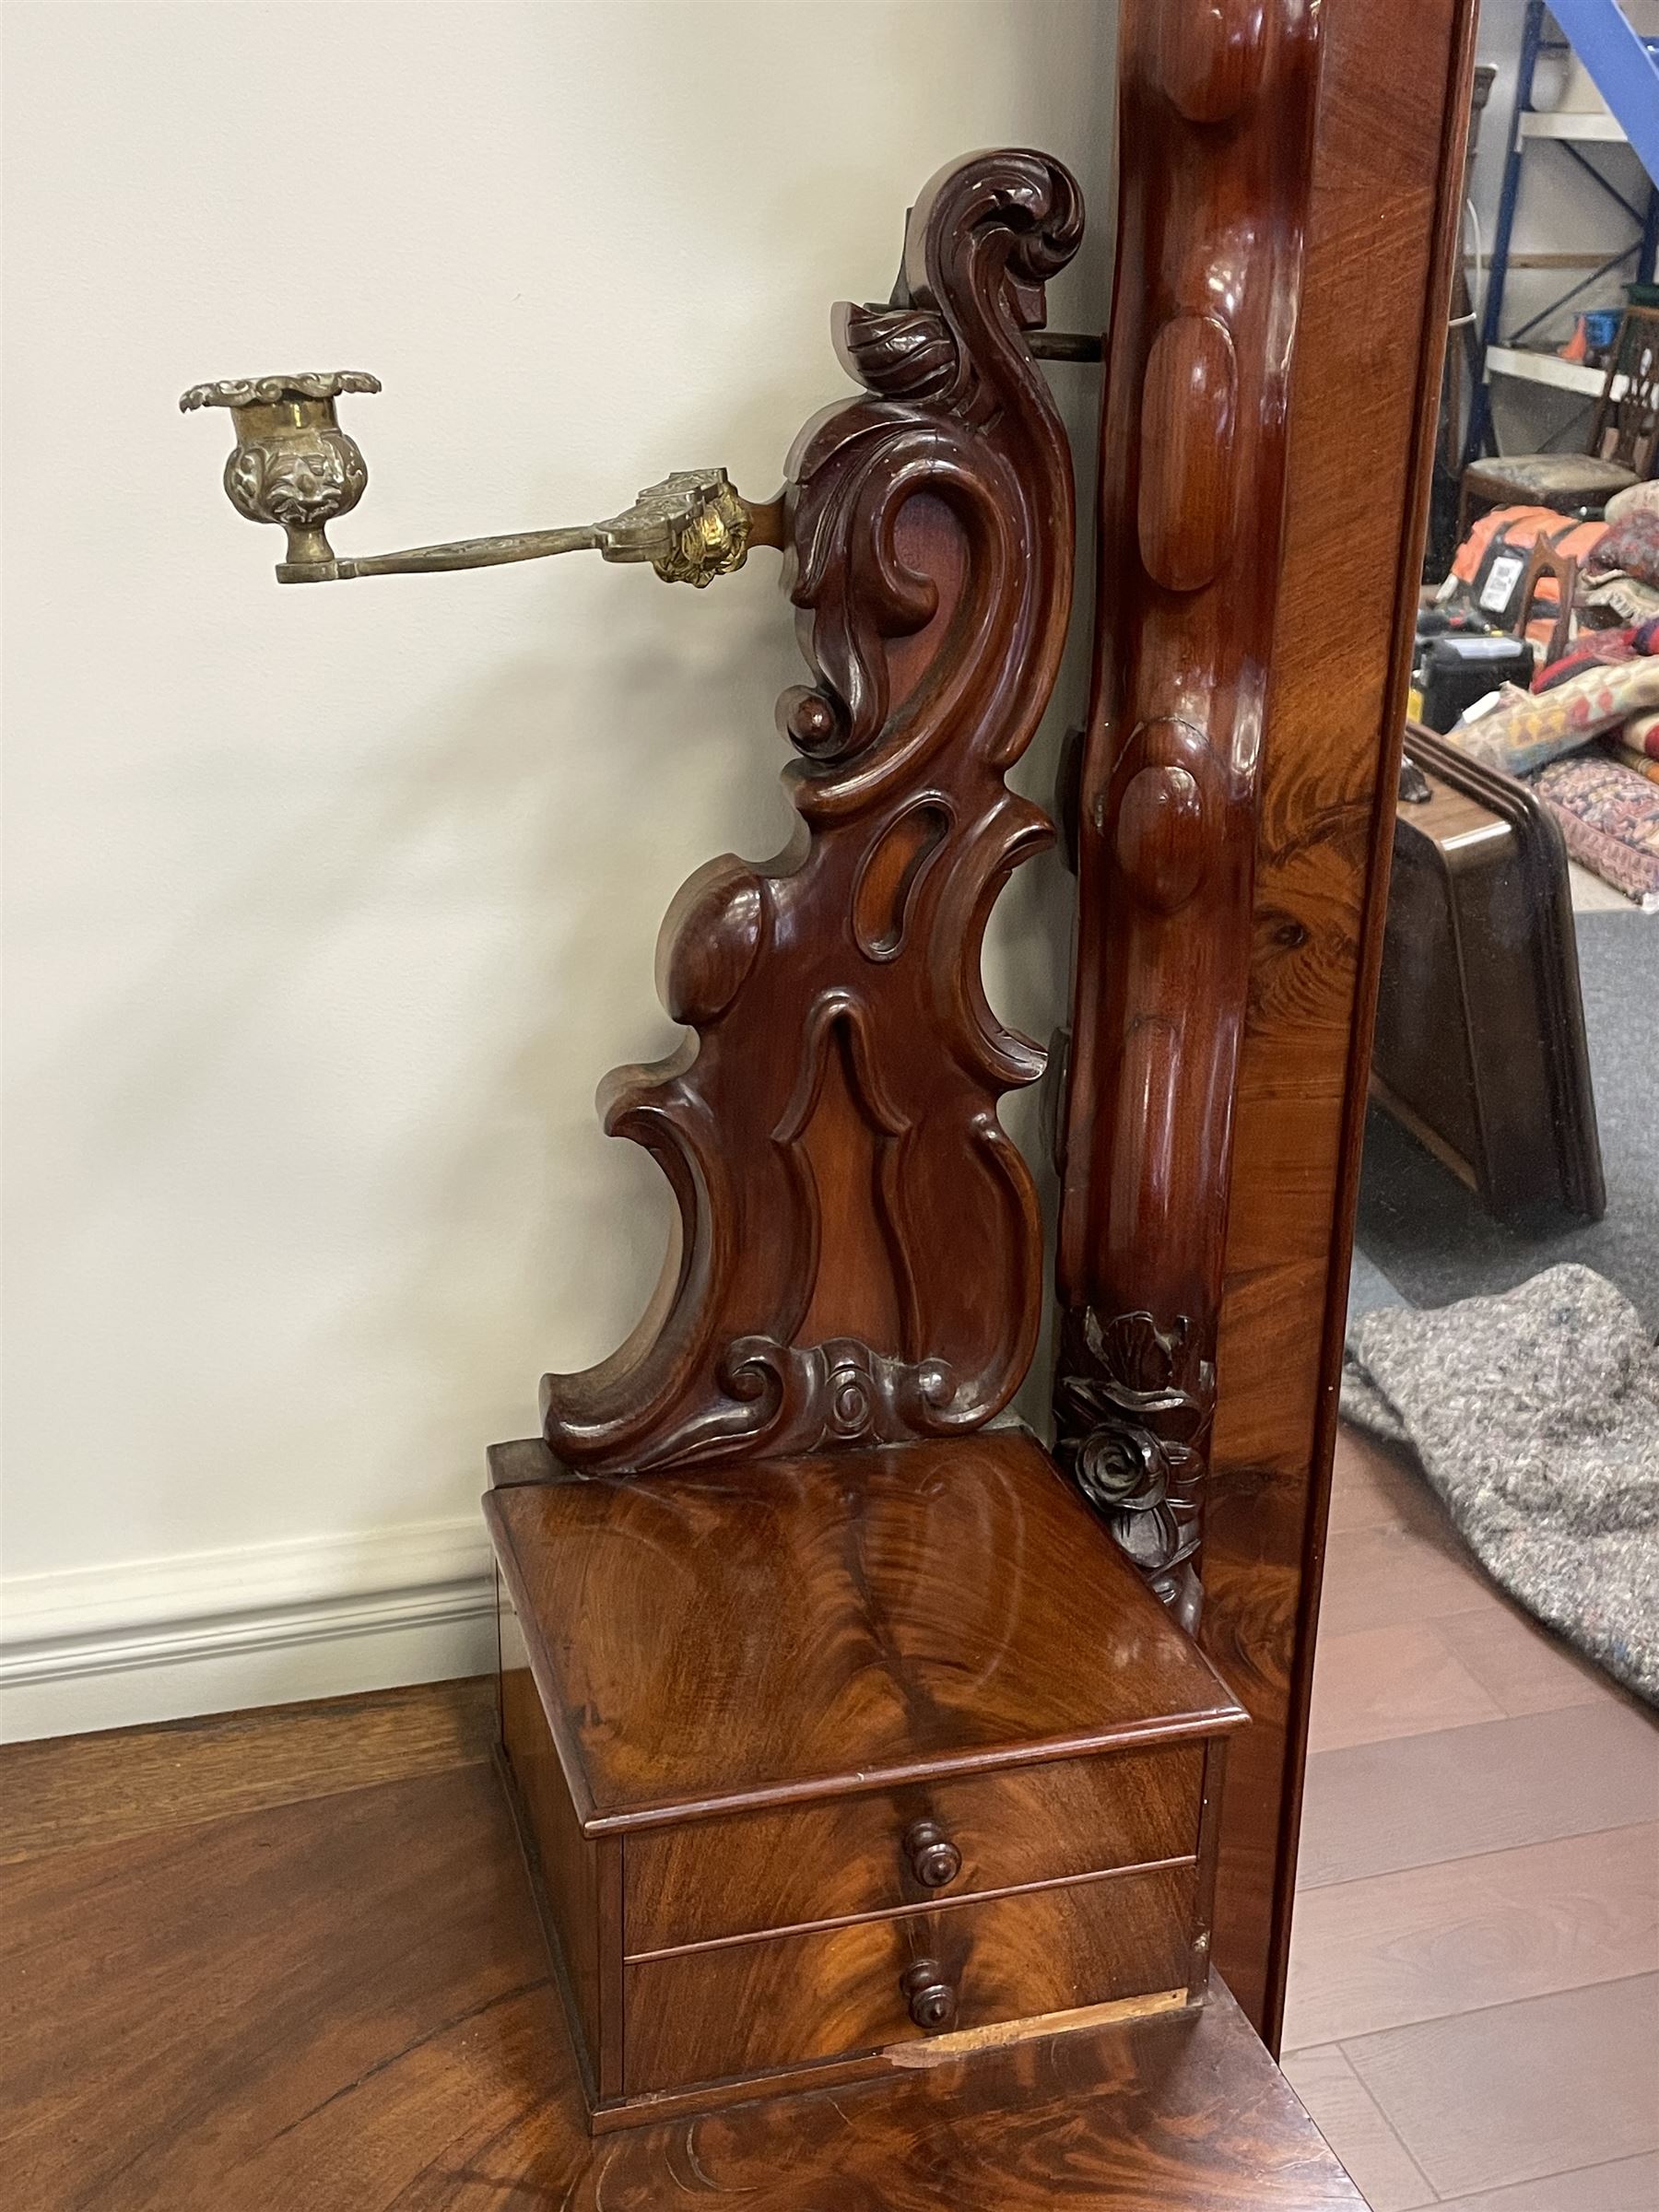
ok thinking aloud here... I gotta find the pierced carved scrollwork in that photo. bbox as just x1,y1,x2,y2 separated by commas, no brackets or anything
1053,1309,1215,1633
541,149,1083,1475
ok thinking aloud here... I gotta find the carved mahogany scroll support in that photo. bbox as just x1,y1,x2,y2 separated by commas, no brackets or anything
542,150,1082,1475
1054,3,1322,1628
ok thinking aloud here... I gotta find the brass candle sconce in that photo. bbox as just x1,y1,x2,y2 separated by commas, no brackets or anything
178,371,782,589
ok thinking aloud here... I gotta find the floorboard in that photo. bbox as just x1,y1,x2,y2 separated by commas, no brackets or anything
1283,1822,1659,2046
1435,2151,1659,2211
1312,1522,1497,1641
1297,1695,1659,1889
1344,1974,1659,2200
0,1688,1361,2210
1279,2045,1435,2212
1304,1618,1505,1754
1437,1599,1621,1719
1287,1426,1659,2208
0,1676,497,1863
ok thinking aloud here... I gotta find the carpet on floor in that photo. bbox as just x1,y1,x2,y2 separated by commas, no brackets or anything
1355,908,1659,1329
1343,1265,1659,1707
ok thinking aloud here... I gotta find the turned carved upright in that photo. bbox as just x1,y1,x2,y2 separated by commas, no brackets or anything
1053,1,1323,1630
483,151,1245,2133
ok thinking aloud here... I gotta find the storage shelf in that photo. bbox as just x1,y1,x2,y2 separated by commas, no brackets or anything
1485,344,1627,396
1520,108,1630,141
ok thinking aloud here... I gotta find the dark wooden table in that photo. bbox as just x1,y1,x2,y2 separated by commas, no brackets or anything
0,1681,1363,2209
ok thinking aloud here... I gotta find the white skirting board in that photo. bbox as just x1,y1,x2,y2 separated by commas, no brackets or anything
0,1519,498,1743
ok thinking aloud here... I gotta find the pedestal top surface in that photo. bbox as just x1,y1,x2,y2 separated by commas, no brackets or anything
486,1427,1244,1830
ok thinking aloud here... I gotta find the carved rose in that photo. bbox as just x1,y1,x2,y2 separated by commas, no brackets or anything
1053,1309,1216,1590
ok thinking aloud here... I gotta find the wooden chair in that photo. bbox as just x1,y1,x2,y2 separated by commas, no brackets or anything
1514,535,1580,667
1459,303,1659,537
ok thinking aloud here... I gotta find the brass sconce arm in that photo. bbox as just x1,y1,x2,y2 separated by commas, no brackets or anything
179,373,781,589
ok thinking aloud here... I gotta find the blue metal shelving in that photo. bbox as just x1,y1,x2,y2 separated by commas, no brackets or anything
1463,0,1659,468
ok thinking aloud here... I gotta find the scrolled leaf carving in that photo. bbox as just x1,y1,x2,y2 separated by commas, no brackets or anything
541,149,1082,1475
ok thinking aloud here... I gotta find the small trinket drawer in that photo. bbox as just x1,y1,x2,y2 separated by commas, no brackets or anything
487,1430,1245,2130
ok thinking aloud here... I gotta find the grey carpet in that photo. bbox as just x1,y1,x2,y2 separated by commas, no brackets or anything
1344,1265,1659,1707
1356,909,1659,1329
1347,1244,1409,1322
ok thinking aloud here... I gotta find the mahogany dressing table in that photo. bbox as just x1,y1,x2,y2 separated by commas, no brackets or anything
471,154,1248,2132
172,49,1395,2192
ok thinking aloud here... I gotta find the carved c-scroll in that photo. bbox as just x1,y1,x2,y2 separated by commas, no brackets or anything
542,149,1083,1474
1054,1,1323,1624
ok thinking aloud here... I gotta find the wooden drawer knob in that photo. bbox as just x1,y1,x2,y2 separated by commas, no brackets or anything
903,1818,961,1889
900,1957,957,2033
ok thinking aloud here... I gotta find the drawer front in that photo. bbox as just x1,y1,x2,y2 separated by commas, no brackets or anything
625,1742,1202,1956
622,1861,1197,2096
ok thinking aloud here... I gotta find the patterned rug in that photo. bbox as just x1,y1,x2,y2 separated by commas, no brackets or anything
1343,1264,1659,1707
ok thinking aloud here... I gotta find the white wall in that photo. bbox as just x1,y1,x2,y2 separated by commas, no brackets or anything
0,0,1115,1736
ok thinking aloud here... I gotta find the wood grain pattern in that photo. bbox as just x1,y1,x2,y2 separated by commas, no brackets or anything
1344,1974,1659,2201
1435,2154,1659,2212
0,1675,495,1862
500,1634,611,2095
1437,1600,1619,1719
1195,0,1479,2034
0,1732,1365,2211
490,1427,1243,2124
623,1740,1203,1955
539,149,1083,1474
489,1429,1241,1831
1306,1618,1505,1754
1280,2045,1435,2212
1283,1822,1659,2047
621,1865,1199,2095
1054,0,1322,1627
1296,1701,1659,1890
1312,1521,1495,1640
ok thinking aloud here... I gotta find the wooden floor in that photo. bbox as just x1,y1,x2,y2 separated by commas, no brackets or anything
0,1670,1359,2210
4,1430,1653,2209
1282,1425,1659,2212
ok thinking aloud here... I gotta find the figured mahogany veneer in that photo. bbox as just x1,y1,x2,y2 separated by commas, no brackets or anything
1054,0,1323,1632
621,1866,1201,2095
0,1711,1365,2210
489,1429,1243,2126
623,1741,1205,1954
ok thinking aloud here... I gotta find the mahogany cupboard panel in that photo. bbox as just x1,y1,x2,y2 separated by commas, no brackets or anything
1201,0,1478,2037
